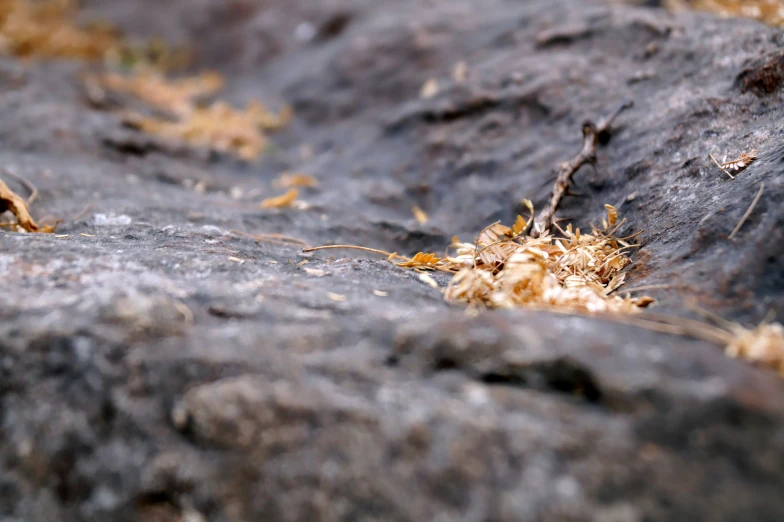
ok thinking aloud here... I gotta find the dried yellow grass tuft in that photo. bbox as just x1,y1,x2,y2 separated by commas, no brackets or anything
667,0,784,28
129,100,290,162
95,71,224,117
725,321,784,375
307,205,653,313
437,205,653,313
0,0,119,61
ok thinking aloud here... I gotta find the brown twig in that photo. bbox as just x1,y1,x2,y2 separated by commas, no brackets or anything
709,153,733,180
71,201,93,223
232,229,310,248
728,182,764,240
0,167,38,204
529,100,633,237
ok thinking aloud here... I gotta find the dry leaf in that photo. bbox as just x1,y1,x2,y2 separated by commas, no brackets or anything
512,215,527,236
396,252,441,269
604,204,618,228
0,177,54,233
260,189,299,209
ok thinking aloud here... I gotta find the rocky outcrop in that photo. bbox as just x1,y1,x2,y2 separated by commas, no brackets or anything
1,0,783,520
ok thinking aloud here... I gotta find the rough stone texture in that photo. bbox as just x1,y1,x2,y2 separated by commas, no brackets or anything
1,0,783,520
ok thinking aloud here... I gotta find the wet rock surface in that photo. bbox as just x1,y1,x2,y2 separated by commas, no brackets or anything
1,0,783,520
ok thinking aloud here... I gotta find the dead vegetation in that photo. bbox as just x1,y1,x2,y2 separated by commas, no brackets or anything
709,149,758,179
124,99,291,162
0,171,54,232
665,0,784,28
307,102,649,314
87,64,291,162
632,310,784,376
274,172,319,189
260,188,300,209
304,100,783,376
89,71,224,117
530,100,633,237
0,0,118,60
85,67,291,162
0,0,189,69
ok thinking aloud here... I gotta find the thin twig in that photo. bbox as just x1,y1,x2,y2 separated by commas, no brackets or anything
728,182,764,240
531,306,732,345
71,201,93,223
709,153,734,180
302,244,410,262
530,99,633,237
619,283,675,293
0,167,39,204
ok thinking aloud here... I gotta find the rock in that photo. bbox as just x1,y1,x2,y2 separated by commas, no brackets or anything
1,0,783,520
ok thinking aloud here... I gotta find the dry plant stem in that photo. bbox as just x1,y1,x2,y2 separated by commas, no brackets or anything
0,168,38,203
709,153,734,179
535,307,732,345
530,100,633,237
303,244,410,262
0,176,52,232
71,201,93,222
728,182,764,240
231,229,309,247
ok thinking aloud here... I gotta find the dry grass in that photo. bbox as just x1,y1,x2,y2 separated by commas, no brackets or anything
439,205,654,313
94,71,224,117
0,0,118,60
307,204,655,314
127,100,291,162
726,321,784,374
632,310,784,376
666,0,784,27
0,0,189,70
91,69,291,162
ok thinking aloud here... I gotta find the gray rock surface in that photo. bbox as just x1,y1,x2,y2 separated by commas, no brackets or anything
1,0,783,520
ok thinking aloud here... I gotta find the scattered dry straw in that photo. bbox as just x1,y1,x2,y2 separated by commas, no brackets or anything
306,204,654,314
92,71,224,117
726,321,784,374
89,68,291,162
126,100,290,162
667,0,784,28
0,0,118,60
630,309,784,377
